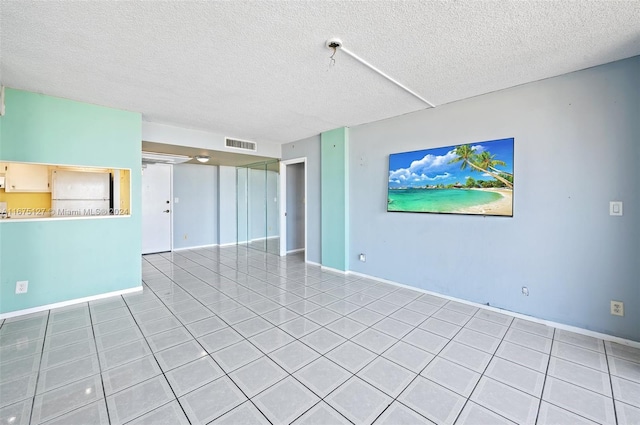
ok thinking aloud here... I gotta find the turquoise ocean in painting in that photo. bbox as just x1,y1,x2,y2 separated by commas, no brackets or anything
387,188,502,213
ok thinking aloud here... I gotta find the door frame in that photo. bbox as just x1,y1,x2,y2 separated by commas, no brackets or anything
141,163,174,254
279,157,307,261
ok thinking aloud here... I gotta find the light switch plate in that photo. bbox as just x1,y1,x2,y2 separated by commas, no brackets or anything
609,201,623,216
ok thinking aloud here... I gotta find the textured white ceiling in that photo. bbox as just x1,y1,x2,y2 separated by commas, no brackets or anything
1,1,639,144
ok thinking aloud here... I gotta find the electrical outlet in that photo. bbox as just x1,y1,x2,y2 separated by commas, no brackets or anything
15,281,28,294
521,286,529,296
359,253,366,262
611,300,624,316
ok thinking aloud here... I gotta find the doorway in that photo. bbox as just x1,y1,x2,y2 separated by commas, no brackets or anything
142,163,172,254
279,158,307,259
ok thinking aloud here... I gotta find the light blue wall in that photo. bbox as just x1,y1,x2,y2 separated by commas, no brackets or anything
0,89,142,314
173,164,217,249
281,135,321,263
284,57,640,341
286,162,305,251
348,57,639,341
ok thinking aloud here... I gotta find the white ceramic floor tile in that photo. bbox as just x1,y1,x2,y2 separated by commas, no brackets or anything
432,309,471,327
398,376,465,425
536,401,598,425
253,376,320,424
125,400,190,425
347,308,385,326
453,328,501,353
146,327,193,352
229,356,287,398
31,375,104,424
326,317,367,339
374,401,435,424
212,340,263,373
358,356,416,398
292,401,352,424
382,341,435,372
325,341,377,373
605,341,640,364
389,308,428,326
300,328,346,354
402,328,449,354
484,357,545,397
611,376,640,408
455,401,516,425
98,339,151,371
210,401,270,424
373,317,414,338
306,308,342,326
548,356,612,397
197,327,243,353
439,341,492,373
474,309,513,326
101,355,162,396
551,341,608,372
279,317,321,338
94,326,144,352
404,300,440,316
0,354,41,382
554,329,604,353
495,341,549,373
40,340,96,370
0,374,37,408
294,357,352,398
43,327,94,352
0,338,44,365
326,377,393,424
36,354,100,394
179,376,247,424
504,328,552,353
0,398,33,425
137,316,183,337
470,377,539,424
353,328,398,354
464,317,508,339
154,340,208,372
41,400,109,425
542,376,615,424
106,375,175,424
165,356,224,397
249,327,295,353
609,356,640,383
421,357,480,397
419,317,461,339
616,400,640,425
511,318,555,338
269,340,320,373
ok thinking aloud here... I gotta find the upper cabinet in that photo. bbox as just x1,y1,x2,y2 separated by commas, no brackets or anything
2,163,51,192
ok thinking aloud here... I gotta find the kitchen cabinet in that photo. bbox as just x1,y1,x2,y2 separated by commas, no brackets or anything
3,163,51,192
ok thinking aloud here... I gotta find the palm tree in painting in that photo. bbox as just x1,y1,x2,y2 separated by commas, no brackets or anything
449,145,513,189
474,151,513,188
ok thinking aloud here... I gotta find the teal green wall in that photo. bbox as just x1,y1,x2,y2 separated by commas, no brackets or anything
320,127,349,271
0,89,142,314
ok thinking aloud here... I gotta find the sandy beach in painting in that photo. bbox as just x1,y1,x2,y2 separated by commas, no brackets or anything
454,188,513,216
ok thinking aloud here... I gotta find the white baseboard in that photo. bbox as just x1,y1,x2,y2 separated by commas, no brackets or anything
0,286,143,320
320,265,349,275
306,261,322,268
173,243,218,251
286,248,305,254
347,270,640,349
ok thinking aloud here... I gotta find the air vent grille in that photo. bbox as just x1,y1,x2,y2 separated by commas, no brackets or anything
225,137,257,151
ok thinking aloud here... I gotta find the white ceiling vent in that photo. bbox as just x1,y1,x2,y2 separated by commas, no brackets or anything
142,151,191,164
225,137,257,152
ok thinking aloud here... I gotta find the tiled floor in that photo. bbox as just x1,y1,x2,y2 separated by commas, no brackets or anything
1,246,639,424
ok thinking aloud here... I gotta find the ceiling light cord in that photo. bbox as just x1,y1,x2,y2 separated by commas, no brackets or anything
327,39,435,108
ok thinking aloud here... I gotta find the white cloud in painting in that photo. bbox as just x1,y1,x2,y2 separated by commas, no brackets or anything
389,150,457,183
471,144,486,153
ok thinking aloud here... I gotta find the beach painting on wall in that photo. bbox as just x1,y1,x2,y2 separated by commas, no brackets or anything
388,138,514,216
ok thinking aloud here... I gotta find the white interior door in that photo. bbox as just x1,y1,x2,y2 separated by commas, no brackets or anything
142,163,172,254
279,158,307,260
